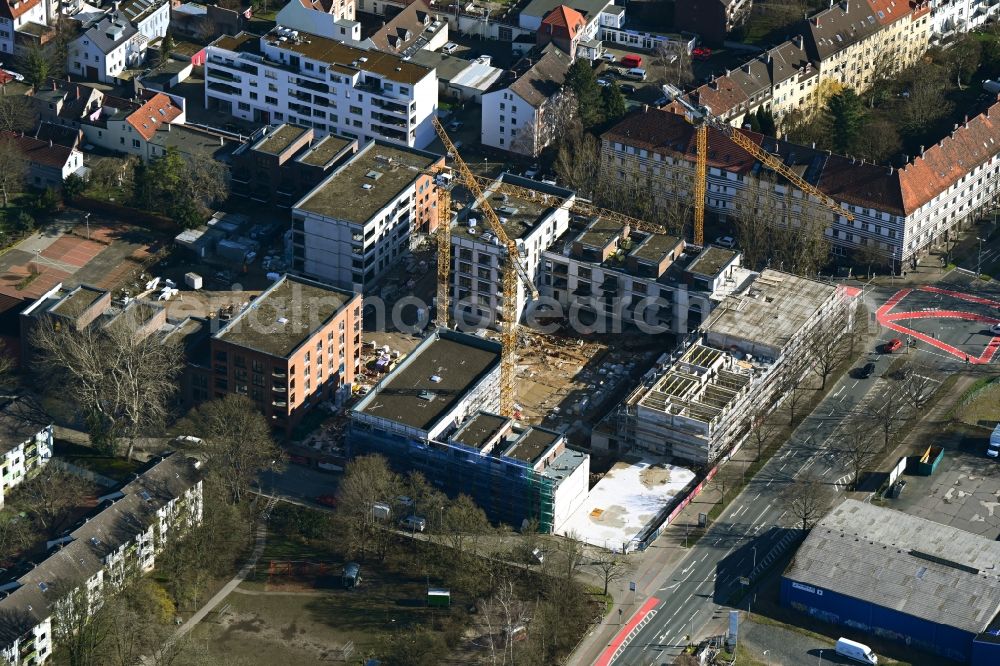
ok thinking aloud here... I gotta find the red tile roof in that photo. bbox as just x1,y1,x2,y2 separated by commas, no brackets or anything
0,0,42,21
541,5,586,41
1,130,76,169
125,93,183,141
603,104,1000,217
897,103,1000,213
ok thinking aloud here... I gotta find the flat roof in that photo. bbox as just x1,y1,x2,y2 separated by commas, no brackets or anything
629,231,683,264
784,499,1000,635
213,275,356,358
504,427,560,463
576,217,620,251
295,142,440,224
686,246,738,277
354,329,501,432
450,411,510,449
254,124,309,156
297,134,353,167
48,285,105,319
256,30,431,85
558,457,697,550
469,185,553,240
704,270,837,351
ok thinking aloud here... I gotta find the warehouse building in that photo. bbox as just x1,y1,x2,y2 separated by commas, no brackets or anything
349,328,590,532
782,500,1000,665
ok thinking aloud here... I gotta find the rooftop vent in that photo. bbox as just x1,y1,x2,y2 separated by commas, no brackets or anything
418,390,436,401
366,170,383,180
362,183,374,190
430,375,442,383
277,317,289,324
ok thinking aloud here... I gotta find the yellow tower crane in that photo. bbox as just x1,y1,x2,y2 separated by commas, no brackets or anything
431,117,534,417
678,100,854,247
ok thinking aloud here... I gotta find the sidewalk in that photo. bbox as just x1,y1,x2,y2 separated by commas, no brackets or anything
171,496,277,642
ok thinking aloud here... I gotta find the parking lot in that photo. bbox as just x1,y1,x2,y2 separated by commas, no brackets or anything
891,448,1000,540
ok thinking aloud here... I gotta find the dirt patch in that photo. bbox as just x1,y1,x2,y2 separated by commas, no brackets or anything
639,465,672,488
953,380,1000,429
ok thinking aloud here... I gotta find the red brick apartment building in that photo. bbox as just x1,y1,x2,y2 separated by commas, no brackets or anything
208,274,362,433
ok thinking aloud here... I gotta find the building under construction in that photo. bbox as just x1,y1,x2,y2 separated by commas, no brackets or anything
349,328,589,532
594,270,854,465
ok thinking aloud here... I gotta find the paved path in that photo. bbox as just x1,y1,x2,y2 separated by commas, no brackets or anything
171,496,277,641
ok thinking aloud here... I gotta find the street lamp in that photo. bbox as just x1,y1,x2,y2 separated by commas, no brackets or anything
763,649,770,665
818,649,823,665
751,546,757,572
84,212,91,240
977,237,986,278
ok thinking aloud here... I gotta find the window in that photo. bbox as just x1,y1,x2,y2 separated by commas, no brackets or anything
238,102,250,111
132,139,140,148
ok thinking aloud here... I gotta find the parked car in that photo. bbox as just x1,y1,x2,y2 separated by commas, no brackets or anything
446,120,463,132
835,637,877,665
990,323,1000,334
442,42,458,54
1,67,25,82
597,78,612,87
400,515,427,532
600,53,616,62
714,235,736,248
620,83,637,95
883,338,903,353
987,442,999,458
524,165,540,178
315,494,338,508
858,362,876,379
692,46,712,61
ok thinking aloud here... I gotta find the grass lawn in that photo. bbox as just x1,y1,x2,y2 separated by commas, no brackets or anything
951,377,1000,429
191,528,473,664
53,439,144,482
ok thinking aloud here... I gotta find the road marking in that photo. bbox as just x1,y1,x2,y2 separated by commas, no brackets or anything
754,507,768,524
779,463,787,472
753,492,761,501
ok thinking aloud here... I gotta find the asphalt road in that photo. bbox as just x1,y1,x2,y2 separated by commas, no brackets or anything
613,352,919,666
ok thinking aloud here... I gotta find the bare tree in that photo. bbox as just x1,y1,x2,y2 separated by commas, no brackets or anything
867,389,903,452
19,466,91,537
512,88,577,157
442,493,492,562
0,512,34,561
787,473,825,530
52,582,114,666
591,551,633,596
478,564,530,666
334,454,401,560
0,134,28,207
178,395,283,505
805,309,848,390
749,415,778,460
550,531,587,580
0,96,38,133
900,366,936,411
30,308,184,458
841,421,880,489
776,356,809,425
553,119,600,198
651,43,693,87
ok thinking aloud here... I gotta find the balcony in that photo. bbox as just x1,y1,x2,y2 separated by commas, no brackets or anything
272,400,288,409
207,81,241,96
372,123,406,142
272,385,287,393
272,368,287,378
371,98,407,114
372,112,406,128
208,68,241,84
231,172,251,184
297,77,328,93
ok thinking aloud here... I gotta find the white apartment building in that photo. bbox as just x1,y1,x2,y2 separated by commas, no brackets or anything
451,175,573,329
276,0,359,41
204,28,439,149
539,220,749,335
0,399,53,508
65,0,169,82
480,47,570,156
0,453,202,666
602,104,1000,264
594,271,853,464
930,0,997,40
292,140,444,293
0,0,46,57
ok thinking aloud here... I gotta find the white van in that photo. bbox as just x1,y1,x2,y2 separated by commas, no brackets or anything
836,637,877,665
400,515,427,532
625,67,647,81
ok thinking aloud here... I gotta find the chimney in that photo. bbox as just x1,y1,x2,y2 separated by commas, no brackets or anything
51,80,56,91
48,139,52,147
919,145,925,156
219,136,224,146
963,114,969,128
643,104,649,113
889,166,894,175
794,35,804,49
75,86,80,100
811,142,816,149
